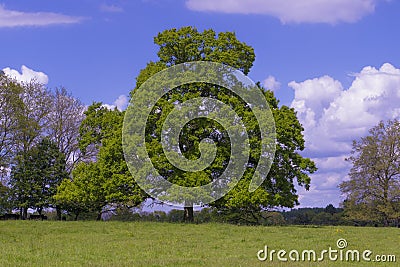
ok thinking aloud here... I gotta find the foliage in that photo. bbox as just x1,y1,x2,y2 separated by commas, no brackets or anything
340,120,400,226
55,162,103,220
212,88,316,213
55,103,146,220
154,27,255,74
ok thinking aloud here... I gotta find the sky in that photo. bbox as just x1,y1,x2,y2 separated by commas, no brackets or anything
1,0,400,209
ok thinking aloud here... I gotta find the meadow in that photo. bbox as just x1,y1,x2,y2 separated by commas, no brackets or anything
0,221,398,266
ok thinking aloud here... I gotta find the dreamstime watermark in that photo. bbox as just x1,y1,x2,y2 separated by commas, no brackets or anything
122,61,276,207
257,238,397,263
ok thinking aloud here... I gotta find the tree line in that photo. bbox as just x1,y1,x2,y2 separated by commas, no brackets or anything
58,204,394,227
0,26,399,226
0,27,316,222
0,72,87,219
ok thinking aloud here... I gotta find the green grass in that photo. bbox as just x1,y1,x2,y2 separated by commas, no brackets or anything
0,221,398,266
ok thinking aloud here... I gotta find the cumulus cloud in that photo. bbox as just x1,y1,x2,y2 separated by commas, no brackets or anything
99,4,124,13
291,63,400,156
103,94,129,111
185,0,380,24
0,4,84,27
114,95,129,110
2,65,49,84
290,63,400,207
263,75,281,91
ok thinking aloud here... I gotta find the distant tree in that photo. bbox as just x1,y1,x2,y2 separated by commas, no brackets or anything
340,120,400,226
311,212,335,225
9,138,68,219
131,26,316,222
325,204,337,215
281,206,345,226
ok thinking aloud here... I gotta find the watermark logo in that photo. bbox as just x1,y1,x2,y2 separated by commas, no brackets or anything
122,61,276,207
257,238,397,263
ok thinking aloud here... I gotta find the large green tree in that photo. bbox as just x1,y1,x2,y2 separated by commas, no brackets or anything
131,26,316,222
9,138,68,219
340,120,400,226
55,103,146,220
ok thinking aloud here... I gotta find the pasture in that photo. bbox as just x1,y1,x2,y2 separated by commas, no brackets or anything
0,221,398,266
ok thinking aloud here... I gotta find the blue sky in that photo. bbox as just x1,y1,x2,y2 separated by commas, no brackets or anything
1,0,400,208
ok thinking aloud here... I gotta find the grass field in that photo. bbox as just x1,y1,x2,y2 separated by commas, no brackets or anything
0,221,398,266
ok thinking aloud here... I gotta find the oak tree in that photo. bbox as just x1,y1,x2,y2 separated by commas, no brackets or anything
131,26,316,222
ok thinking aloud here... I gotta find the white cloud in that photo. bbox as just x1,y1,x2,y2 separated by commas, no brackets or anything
2,65,49,84
290,63,400,156
313,155,350,171
263,75,281,91
100,4,124,13
185,0,380,24
114,95,129,110
103,94,129,111
290,63,400,207
0,4,84,27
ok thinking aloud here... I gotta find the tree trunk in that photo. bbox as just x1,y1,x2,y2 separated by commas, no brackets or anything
183,206,194,223
96,212,102,221
56,206,62,221
23,207,28,220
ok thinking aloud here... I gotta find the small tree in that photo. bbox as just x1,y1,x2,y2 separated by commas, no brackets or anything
9,138,68,219
340,120,400,226
55,162,105,220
